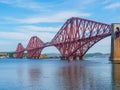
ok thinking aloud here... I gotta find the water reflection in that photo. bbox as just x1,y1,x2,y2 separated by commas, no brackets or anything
28,68,41,90
58,64,85,90
112,64,120,90
0,59,116,90
58,62,112,90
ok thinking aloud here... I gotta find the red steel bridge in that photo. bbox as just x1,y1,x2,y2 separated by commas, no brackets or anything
15,17,111,60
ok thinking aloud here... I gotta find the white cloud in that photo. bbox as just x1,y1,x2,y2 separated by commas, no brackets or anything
0,32,28,40
0,0,52,11
17,25,60,33
104,2,120,9
0,31,54,42
0,31,111,53
62,0,96,10
4,11,91,24
0,0,111,53
0,31,58,52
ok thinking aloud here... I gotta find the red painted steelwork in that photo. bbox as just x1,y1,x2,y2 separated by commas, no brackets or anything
16,43,25,58
16,17,112,59
26,36,44,59
51,17,111,59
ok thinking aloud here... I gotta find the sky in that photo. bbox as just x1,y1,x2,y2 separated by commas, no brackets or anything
0,0,120,54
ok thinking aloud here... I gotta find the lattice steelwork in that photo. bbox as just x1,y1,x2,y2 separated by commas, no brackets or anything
26,36,44,59
51,17,111,59
16,43,25,58
16,17,112,60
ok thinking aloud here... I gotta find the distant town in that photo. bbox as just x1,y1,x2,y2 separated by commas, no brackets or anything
0,52,110,59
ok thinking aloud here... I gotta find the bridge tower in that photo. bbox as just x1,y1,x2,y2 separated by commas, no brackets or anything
16,43,25,58
111,23,120,63
52,17,111,61
26,36,44,59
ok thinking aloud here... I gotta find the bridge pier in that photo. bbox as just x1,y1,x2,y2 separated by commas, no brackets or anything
61,56,73,61
75,56,80,60
79,56,85,60
74,56,85,60
61,56,85,61
68,56,73,62
61,57,68,60
110,23,120,63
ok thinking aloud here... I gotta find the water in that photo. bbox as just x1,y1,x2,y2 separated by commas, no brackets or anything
0,58,119,90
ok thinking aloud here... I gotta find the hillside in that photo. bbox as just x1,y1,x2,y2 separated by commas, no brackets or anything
85,53,110,58
0,52,110,58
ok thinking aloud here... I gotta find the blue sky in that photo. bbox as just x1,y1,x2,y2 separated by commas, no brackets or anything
0,0,120,54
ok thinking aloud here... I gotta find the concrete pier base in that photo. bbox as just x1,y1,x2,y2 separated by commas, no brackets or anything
61,57,68,60
61,56,85,61
110,57,120,63
79,56,85,60
68,56,73,62
75,56,80,61
110,23,120,63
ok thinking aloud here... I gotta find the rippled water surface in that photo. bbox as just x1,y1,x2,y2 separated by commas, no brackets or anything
0,58,119,90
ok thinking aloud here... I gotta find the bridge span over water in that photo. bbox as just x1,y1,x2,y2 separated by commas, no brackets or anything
15,17,120,62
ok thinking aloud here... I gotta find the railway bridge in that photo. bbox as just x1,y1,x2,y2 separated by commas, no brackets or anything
15,17,120,62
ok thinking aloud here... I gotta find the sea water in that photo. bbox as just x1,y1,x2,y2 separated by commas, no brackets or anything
0,58,119,90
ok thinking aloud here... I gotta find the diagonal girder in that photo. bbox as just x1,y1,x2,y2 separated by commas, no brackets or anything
51,17,111,58
15,17,112,60
16,43,25,58
26,36,44,59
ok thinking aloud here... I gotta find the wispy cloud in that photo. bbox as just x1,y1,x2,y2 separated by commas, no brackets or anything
80,0,96,5
4,11,91,24
104,2,120,9
0,0,116,53
0,31,56,51
0,32,30,40
102,0,112,4
0,0,53,11
0,31,55,42
17,25,60,33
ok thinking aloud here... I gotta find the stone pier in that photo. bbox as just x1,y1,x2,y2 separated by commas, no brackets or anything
110,23,120,63
61,56,85,61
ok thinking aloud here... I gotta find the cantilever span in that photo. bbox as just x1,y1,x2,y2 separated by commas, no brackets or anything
16,43,25,58
15,17,111,60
